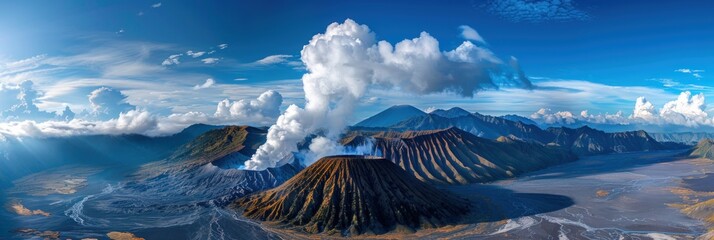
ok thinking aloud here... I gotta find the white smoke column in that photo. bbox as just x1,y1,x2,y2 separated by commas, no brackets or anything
244,19,526,170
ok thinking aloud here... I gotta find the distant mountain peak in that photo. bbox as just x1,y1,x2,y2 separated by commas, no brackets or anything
354,105,426,128
430,107,472,118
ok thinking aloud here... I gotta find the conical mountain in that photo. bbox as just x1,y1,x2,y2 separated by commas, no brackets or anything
234,155,469,236
691,138,714,160
354,105,426,128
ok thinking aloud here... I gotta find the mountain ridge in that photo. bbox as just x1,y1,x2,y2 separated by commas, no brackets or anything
343,127,577,184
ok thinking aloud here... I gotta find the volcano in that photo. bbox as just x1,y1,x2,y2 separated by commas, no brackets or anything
234,155,469,236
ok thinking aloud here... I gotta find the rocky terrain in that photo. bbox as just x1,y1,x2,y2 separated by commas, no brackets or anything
650,132,714,145
235,155,469,236
344,127,577,184
690,138,714,160
129,126,301,205
546,126,672,155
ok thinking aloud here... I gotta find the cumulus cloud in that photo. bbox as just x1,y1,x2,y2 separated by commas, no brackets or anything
245,19,533,170
218,44,228,49
254,55,293,65
458,25,486,44
201,58,219,64
186,50,206,58
214,90,282,125
532,91,714,129
152,2,162,8
657,91,712,126
531,108,627,125
632,97,657,121
161,54,181,66
193,78,215,89
484,0,589,23
531,108,577,124
87,87,136,120
0,80,73,122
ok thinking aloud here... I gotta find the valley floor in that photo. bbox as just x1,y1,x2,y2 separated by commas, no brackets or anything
2,149,712,239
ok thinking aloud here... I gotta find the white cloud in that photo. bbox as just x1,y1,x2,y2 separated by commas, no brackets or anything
86,87,136,120
363,96,379,104
445,40,502,65
675,68,704,74
458,25,486,44
1,55,47,77
193,78,215,90
632,97,657,121
201,57,219,64
161,54,181,66
234,78,248,81
0,110,158,137
218,43,228,49
254,54,293,65
530,108,577,124
675,68,705,79
214,90,282,126
0,91,286,138
530,91,714,129
152,2,162,8
104,61,164,77
0,80,72,122
658,91,712,126
0,40,298,125
186,50,206,58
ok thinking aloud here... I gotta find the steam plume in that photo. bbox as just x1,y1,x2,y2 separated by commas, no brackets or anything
244,19,532,170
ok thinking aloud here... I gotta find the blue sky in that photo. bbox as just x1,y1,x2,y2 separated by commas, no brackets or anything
1,0,713,136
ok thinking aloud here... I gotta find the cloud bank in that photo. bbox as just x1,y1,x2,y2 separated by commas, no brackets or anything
531,91,714,129
0,90,284,138
244,19,534,170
